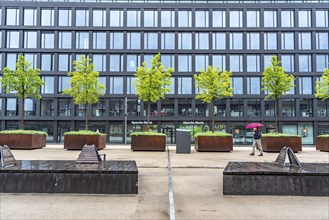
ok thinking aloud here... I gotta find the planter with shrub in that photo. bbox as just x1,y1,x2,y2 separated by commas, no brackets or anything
131,132,166,151
194,132,233,152
0,130,47,149
261,133,302,152
64,130,106,150
316,135,329,152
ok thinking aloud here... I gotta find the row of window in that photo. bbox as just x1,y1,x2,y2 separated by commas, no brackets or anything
2,53,328,73
2,8,329,28
1,98,328,119
3,31,329,51
0,75,320,96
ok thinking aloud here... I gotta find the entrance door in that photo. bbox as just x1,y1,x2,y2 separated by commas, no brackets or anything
162,127,175,144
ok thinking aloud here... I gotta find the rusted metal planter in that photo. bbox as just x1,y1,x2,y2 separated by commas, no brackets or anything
0,134,46,149
131,135,166,151
195,136,233,152
64,135,106,150
261,137,302,152
316,137,329,152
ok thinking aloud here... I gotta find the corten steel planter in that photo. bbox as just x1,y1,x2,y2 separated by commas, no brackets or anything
0,134,46,149
64,135,106,150
316,137,329,152
261,137,302,152
131,135,166,151
195,136,233,152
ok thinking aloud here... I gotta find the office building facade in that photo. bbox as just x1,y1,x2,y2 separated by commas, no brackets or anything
0,0,328,144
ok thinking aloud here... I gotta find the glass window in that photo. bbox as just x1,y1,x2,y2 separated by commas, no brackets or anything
265,100,275,117
300,99,313,117
24,9,37,26
41,54,54,71
109,55,123,72
178,99,192,117
92,99,106,117
281,11,294,27
247,55,260,72
127,10,140,27
299,77,312,95
264,55,276,69
316,10,328,27
110,10,123,27
41,77,54,94
76,32,89,49
298,10,311,27
195,55,209,72
212,55,226,71
167,78,175,95
281,55,295,72
6,8,19,25
299,55,312,72
143,55,154,68
58,9,72,26
178,10,192,27
247,77,260,94
41,99,54,116
127,99,140,117
230,99,243,117
195,33,209,50
247,99,261,117
213,33,226,50
0,32,2,49
58,32,72,49
93,32,106,49
6,54,18,70
6,31,19,48
24,54,37,69
161,10,175,27
316,55,329,72
93,10,106,27
58,76,70,93
264,10,277,27
246,33,260,50
93,54,106,72
6,98,18,116
178,77,192,94
127,77,136,95
299,33,312,50
161,55,175,70
24,31,37,48
161,33,175,50
58,99,71,116
247,11,260,27
229,55,243,72
178,33,192,50
178,55,192,72
127,32,141,49
109,32,123,49
58,54,72,71
317,100,329,117
230,11,243,27
144,33,158,49
109,77,123,94
76,9,89,26
41,32,54,49
195,11,209,27
161,99,175,116
316,32,329,50
75,104,86,117
281,32,294,50
264,32,277,50
212,10,226,27
127,55,140,72
232,77,243,94
144,10,158,27
282,99,296,117
229,33,243,50
98,77,106,94
41,9,54,26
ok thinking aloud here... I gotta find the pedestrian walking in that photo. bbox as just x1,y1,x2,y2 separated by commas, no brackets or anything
250,126,263,156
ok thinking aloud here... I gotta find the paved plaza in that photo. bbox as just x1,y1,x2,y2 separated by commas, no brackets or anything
1,144,328,220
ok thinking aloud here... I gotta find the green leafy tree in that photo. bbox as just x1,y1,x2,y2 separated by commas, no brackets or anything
134,53,174,131
1,55,44,130
194,66,233,132
63,56,105,130
261,56,295,132
315,68,329,100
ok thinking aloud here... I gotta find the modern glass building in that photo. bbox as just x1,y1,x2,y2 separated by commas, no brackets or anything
0,0,328,144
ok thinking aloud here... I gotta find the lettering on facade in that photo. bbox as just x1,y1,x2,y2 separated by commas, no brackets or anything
182,121,204,125
131,121,153,125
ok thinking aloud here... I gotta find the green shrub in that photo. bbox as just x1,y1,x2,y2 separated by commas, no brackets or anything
318,134,329,138
0,129,48,136
194,132,232,138
262,133,301,137
64,130,106,136
131,132,166,137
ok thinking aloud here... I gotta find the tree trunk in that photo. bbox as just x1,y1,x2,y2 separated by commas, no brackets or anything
147,101,151,131
21,98,25,130
212,99,215,133
275,98,279,133
85,104,88,130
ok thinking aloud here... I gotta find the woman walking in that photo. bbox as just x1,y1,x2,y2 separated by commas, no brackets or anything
250,126,263,156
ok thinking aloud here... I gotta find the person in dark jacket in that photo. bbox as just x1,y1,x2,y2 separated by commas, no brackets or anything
250,126,263,156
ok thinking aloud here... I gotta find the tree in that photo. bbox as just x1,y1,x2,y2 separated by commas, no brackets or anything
315,68,329,100
2,55,44,130
261,56,295,132
63,56,105,130
134,53,174,131
194,66,233,132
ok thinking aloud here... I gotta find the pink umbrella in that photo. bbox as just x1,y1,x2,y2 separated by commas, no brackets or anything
246,123,264,129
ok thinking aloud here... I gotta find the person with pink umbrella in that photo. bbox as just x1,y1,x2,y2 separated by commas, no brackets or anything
246,123,264,156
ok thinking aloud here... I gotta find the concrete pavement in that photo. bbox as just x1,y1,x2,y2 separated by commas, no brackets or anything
0,145,328,220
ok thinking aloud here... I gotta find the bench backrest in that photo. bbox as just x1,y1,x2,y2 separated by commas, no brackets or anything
76,144,102,163
0,145,17,167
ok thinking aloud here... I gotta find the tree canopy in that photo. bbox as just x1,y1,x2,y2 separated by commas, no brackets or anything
315,68,329,100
